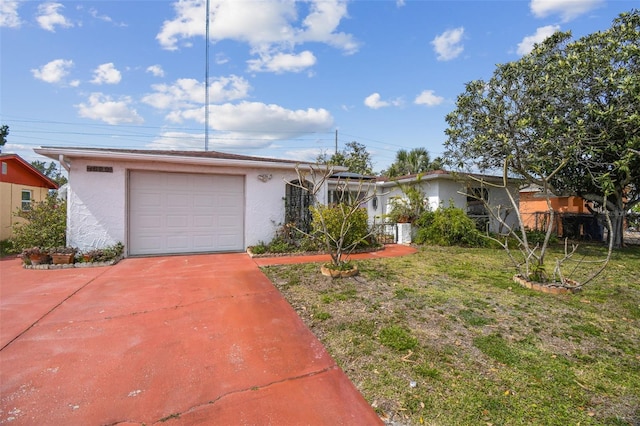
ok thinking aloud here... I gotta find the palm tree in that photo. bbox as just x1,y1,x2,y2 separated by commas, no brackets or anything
386,147,439,177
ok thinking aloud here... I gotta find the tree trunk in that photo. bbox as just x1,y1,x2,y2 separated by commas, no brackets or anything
609,208,624,249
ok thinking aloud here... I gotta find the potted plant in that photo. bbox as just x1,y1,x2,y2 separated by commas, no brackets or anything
49,246,77,264
21,247,49,265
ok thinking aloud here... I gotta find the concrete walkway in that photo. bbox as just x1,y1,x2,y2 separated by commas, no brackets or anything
0,245,416,425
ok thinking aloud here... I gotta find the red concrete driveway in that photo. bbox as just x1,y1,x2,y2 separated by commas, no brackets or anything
1,253,387,425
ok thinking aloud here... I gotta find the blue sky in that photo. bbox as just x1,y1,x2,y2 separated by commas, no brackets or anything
0,0,636,172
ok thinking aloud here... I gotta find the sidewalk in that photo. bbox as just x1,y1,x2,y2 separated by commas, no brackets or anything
253,244,418,266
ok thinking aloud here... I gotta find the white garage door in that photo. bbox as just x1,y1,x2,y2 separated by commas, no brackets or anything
129,171,244,255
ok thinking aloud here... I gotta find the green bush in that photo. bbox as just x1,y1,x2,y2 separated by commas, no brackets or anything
525,229,559,245
250,242,268,255
11,195,67,251
414,204,486,247
311,205,370,250
267,236,296,253
0,239,17,257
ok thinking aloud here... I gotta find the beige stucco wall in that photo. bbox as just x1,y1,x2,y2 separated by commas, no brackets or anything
0,182,51,240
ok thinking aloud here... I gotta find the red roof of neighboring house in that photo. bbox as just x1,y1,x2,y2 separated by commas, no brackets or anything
0,154,59,189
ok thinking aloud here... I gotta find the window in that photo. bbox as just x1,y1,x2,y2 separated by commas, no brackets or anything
285,180,313,233
21,190,32,211
328,185,366,206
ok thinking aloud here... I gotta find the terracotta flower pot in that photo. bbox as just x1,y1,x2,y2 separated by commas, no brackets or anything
320,264,359,278
28,254,45,265
51,253,75,264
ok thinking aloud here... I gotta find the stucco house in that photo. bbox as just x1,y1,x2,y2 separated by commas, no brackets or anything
0,154,59,240
519,186,603,240
34,147,339,256
33,147,522,256
328,170,521,234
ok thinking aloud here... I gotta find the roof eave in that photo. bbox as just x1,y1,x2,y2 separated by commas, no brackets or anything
34,147,328,172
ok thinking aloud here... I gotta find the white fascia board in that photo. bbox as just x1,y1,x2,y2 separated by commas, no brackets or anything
34,147,326,172
376,173,453,188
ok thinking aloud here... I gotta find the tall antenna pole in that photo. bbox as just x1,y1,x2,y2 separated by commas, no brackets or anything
335,129,338,154
204,0,210,151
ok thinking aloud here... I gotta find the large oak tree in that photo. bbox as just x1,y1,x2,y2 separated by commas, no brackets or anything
444,11,640,247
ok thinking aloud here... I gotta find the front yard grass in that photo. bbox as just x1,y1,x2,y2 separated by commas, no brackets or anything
262,244,640,425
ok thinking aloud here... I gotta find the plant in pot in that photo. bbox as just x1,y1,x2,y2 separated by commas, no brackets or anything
21,247,49,265
50,246,77,264
386,177,427,224
81,242,124,263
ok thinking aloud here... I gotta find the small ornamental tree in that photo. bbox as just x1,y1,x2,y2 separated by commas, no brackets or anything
311,204,370,268
11,194,67,250
466,160,612,289
288,164,378,271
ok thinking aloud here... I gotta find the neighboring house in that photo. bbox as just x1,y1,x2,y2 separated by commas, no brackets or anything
34,147,338,256
328,169,521,234
519,186,602,240
0,154,59,240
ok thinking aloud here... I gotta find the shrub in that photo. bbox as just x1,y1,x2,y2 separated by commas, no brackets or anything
525,229,559,245
267,236,296,253
311,205,370,250
0,239,17,257
11,195,66,251
250,242,268,255
414,204,486,247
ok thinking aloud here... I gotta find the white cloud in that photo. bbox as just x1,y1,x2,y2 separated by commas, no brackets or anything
147,131,205,151
284,148,324,162
363,93,402,110
91,63,122,85
431,27,464,61
247,50,317,73
297,0,359,54
215,53,229,65
36,2,73,32
31,59,74,84
396,0,406,7
517,25,561,55
156,0,358,72
414,90,444,107
163,101,333,149
364,93,389,109
146,65,165,77
530,0,604,22
76,93,143,125
88,7,126,26
0,1,22,28
142,75,250,110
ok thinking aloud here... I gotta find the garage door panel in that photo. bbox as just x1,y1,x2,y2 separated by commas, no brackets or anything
193,235,215,249
129,171,244,255
195,195,215,207
167,235,190,250
166,215,188,228
137,193,162,208
167,193,189,208
193,215,214,227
